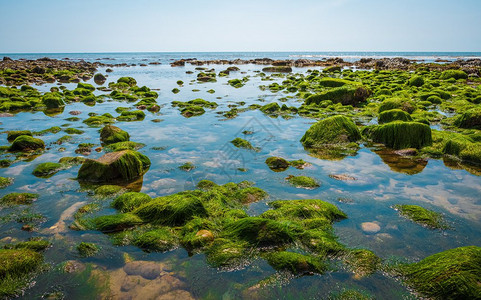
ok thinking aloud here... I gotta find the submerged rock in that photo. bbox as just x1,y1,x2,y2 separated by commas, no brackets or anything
361,222,381,234
77,150,151,183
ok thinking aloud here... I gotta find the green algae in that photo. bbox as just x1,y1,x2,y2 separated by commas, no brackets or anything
400,246,481,299
378,109,413,124
366,121,432,149
0,193,38,206
76,242,99,257
112,192,152,213
77,150,151,183
305,86,371,106
0,177,13,189
133,227,178,252
265,157,290,171
266,251,326,275
99,125,130,145
394,204,449,229
344,249,380,278
93,213,143,232
104,141,145,152
231,137,258,150
179,162,195,171
6,130,32,142
94,185,125,197
9,135,45,152
32,162,63,177
300,115,361,148
286,175,320,189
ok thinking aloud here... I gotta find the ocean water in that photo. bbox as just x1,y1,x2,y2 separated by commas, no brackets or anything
0,53,480,299
2,51,481,65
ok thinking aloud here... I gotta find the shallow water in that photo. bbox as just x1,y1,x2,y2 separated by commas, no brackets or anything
1,57,481,299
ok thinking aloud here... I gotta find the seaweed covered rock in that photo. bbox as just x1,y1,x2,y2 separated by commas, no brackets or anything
104,141,145,152
133,228,177,252
6,130,32,142
76,242,99,257
286,175,319,189
0,193,38,206
266,251,326,275
378,97,416,114
100,125,130,145
77,150,151,182
366,122,432,150
400,246,481,299
345,249,380,278
394,204,448,229
440,69,468,80
32,162,63,177
231,137,258,151
301,115,360,148
0,248,44,297
454,108,481,129
93,213,143,232
260,102,281,114
112,192,152,212
407,75,424,87
262,66,292,73
9,135,45,151
0,177,13,189
42,93,65,108
93,73,106,85
265,157,289,171
305,86,371,106
378,109,413,124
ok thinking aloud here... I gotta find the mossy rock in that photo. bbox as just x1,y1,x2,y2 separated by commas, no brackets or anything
100,125,130,145
117,110,145,122
318,78,360,88
9,135,45,151
0,248,44,297
266,251,326,275
378,97,416,114
42,93,65,108
222,217,297,247
94,73,106,84
76,242,99,257
117,77,137,86
260,103,281,114
3,240,50,252
112,192,152,213
394,204,448,229
133,228,177,252
400,246,481,299
262,66,292,73
440,69,468,80
286,175,319,189
32,162,63,177
231,137,258,151
180,106,205,118
104,141,145,152
262,199,347,224
83,114,115,126
345,249,380,278
265,157,290,171
197,180,217,190
378,109,413,124
134,193,207,226
0,193,38,206
407,75,424,87
454,108,481,129
93,213,143,232
300,115,361,148
77,150,151,183
0,177,13,189
305,86,371,106
206,238,249,267
7,130,32,142
366,121,432,149
58,156,86,165
63,128,84,135
179,162,195,171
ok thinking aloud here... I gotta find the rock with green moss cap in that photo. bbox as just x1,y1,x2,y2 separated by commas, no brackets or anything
300,115,361,149
7,130,32,142
305,86,370,106
94,185,124,197
440,69,468,80
133,228,177,252
265,157,289,171
9,135,45,151
378,97,416,114
77,150,151,183
104,141,145,152
42,93,65,108
286,175,320,189
58,156,86,166
407,75,424,87
117,110,145,122
32,162,63,177
266,251,326,275
345,249,380,278
378,109,413,124
0,193,38,206
394,204,448,229
117,77,137,86
112,192,152,213
93,213,143,232
83,114,115,126
400,246,481,299
260,103,281,114
0,177,13,189
179,162,195,171
76,242,99,257
454,108,481,129
100,125,130,145
366,121,432,149
0,248,44,297
231,137,258,151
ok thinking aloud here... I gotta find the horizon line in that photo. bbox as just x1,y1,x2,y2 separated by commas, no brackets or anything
1,51,481,55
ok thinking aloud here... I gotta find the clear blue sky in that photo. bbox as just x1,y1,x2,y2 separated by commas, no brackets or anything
0,0,480,53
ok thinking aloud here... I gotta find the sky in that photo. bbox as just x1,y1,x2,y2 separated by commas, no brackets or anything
0,0,480,53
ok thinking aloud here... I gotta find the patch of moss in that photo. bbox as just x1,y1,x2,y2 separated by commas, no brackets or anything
300,115,361,148
112,192,152,213
378,109,413,124
32,162,63,177
93,213,143,232
100,125,130,145
179,162,195,171
94,185,124,197
286,175,320,189
345,249,380,278
7,130,32,142
0,193,38,206
365,121,432,149
9,135,45,152
133,227,177,252
231,137,258,151
76,242,99,257
266,251,326,275
394,204,449,229
400,246,481,299
305,86,370,106
0,177,13,189
104,141,145,152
